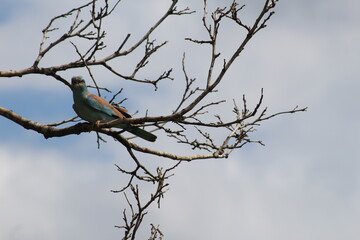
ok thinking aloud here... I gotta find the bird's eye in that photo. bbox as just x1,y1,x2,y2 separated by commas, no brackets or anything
72,79,82,84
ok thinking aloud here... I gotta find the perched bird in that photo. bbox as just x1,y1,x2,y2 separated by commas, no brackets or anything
71,76,157,142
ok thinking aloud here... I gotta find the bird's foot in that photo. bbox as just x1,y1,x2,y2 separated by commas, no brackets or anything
95,120,102,128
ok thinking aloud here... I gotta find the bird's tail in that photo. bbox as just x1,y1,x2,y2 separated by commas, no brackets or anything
122,125,157,142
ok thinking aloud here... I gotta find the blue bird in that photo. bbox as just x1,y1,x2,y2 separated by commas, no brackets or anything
71,76,156,142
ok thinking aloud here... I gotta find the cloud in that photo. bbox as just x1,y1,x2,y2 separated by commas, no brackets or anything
154,143,360,240
0,144,128,240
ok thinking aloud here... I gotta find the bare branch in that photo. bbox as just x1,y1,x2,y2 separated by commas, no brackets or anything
46,116,79,127
0,1,307,239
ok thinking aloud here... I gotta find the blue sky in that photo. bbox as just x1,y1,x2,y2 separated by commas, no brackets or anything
1,0,360,239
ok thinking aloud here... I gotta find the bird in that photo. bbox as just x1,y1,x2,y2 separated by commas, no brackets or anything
71,76,157,142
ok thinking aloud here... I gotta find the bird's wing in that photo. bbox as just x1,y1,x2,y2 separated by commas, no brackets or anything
84,94,126,118
113,106,132,118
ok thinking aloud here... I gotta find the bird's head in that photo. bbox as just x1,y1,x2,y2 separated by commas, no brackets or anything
71,76,86,91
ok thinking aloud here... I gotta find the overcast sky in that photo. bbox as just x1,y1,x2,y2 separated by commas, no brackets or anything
1,0,360,239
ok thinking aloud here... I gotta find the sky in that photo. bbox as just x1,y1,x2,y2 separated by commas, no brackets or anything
1,0,360,239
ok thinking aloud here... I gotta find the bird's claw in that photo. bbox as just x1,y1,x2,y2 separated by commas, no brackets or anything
95,120,101,128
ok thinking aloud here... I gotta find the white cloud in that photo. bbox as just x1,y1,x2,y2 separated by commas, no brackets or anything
0,145,126,240
154,145,360,240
